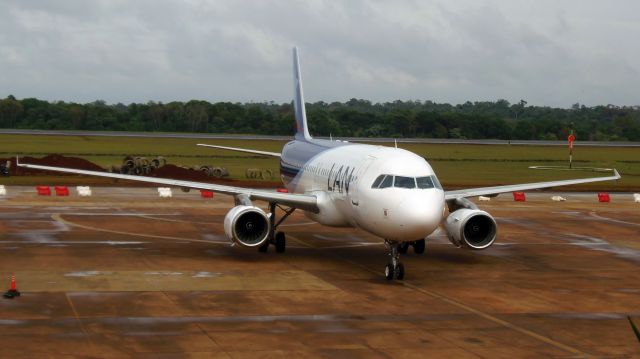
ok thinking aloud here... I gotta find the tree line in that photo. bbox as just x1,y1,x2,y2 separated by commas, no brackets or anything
1,95,639,141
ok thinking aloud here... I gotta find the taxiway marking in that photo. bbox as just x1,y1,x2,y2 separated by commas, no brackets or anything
286,233,588,357
589,211,640,227
137,215,319,227
136,215,214,225
279,221,318,227
52,214,225,245
65,293,98,352
53,214,372,250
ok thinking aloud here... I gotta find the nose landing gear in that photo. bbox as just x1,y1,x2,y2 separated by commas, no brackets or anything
384,240,405,280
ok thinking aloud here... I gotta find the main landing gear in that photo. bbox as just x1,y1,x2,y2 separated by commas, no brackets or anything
258,202,295,254
398,239,426,254
384,239,426,281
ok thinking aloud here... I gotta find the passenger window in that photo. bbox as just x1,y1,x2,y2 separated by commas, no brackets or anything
416,176,434,189
371,175,385,188
394,176,416,189
379,175,393,188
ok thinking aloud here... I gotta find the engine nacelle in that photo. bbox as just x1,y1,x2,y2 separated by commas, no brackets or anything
445,208,497,250
224,205,271,247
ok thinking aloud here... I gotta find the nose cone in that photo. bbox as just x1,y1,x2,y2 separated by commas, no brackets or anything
394,190,444,240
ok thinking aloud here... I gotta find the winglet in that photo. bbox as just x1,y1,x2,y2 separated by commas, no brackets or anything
293,47,312,142
613,168,621,179
15,156,19,167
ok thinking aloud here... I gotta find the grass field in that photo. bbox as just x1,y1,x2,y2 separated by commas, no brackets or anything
0,134,638,191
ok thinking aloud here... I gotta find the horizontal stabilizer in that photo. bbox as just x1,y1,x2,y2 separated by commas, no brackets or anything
197,144,281,157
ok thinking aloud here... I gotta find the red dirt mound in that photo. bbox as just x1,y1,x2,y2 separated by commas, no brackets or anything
151,165,280,188
152,164,224,182
3,155,282,188
6,154,105,175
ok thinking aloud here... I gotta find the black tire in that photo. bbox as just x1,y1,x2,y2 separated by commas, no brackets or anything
258,241,269,253
384,263,395,280
413,239,426,254
398,242,410,254
395,263,405,280
275,232,286,253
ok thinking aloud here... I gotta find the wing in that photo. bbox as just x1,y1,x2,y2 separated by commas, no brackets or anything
197,143,281,157
444,170,621,200
17,161,317,212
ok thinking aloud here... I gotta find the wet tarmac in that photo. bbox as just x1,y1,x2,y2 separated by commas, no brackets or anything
0,187,639,357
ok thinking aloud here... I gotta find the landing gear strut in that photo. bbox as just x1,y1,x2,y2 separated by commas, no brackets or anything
258,202,295,254
384,240,405,280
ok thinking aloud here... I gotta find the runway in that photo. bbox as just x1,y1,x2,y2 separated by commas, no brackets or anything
0,187,639,357
2,129,640,147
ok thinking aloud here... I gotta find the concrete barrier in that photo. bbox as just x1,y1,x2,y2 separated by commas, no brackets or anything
551,195,566,202
157,187,172,198
76,186,92,197
634,193,640,203
200,190,214,198
597,193,610,203
36,186,51,196
478,196,491,201
513,192,526,201
0,185,5,196
55,186,69,196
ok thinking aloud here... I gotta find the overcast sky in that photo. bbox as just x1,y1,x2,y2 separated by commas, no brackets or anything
0,0,638,107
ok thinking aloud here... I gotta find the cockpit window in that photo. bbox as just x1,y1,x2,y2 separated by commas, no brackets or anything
416,176,435,189
379,175,393,188
394,176,416,189
371,175,385,188
431,175,443,190
371,174,442,190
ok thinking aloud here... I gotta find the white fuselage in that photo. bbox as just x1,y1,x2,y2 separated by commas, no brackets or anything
280,140,446,241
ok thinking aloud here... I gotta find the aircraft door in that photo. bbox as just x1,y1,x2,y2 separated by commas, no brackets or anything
349,155,376,208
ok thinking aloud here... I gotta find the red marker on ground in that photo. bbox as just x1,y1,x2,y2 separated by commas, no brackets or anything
3,273,21,299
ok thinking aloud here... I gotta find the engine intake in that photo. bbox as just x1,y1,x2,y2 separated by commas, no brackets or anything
445,208,497,249
224,205,270,247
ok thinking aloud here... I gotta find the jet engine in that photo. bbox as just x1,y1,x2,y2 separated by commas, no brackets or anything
444,208,497,249
224,205,271,247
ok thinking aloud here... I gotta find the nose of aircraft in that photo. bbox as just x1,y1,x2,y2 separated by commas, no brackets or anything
394,190,444,239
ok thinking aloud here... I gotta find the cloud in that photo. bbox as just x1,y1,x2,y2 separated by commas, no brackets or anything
0,0,638,107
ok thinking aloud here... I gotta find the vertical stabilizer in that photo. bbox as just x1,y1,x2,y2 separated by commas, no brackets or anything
293,47,312,141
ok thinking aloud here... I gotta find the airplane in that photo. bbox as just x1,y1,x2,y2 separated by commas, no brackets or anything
17,47,621,280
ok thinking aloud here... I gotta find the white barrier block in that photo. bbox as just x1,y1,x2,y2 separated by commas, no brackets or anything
478,196,491,201
76,186,92,197
158,187,172,198
0,185,6,196
551,195,566,202
634,193,640,203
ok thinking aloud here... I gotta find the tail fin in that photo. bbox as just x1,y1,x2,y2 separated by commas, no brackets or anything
293,47,312,141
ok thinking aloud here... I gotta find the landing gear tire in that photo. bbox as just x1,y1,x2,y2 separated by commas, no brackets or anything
398,242,409,254
395,263,405,280
385,263,395,280
275,232,286,253
413,239,425,254
384,239,406,281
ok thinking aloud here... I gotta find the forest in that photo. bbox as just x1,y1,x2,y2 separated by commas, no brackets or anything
1,95,639,141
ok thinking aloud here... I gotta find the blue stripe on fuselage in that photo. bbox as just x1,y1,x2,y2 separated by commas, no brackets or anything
279,138,351,188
